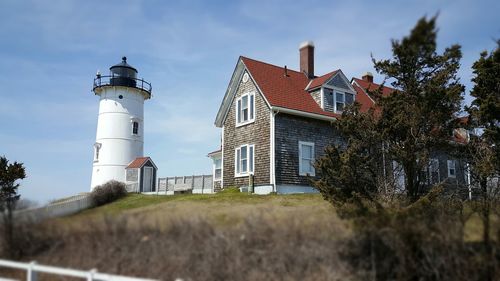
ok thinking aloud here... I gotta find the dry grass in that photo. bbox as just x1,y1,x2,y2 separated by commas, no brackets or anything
0,193,353,280
1,193,497,280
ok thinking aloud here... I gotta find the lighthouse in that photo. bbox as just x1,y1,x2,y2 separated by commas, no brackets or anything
90,57,152,190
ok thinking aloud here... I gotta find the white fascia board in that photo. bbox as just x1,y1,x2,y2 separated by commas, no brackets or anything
323,71,356,95
241,60,272,109
215,59,245,127
271,106,337,122
146,159,159,170
221,125,225,189
207,151,222,158
335,70,357,93
351,79,375,104
215,58,272,128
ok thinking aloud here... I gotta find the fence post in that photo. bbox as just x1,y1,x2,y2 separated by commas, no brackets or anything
27,261,37,281
87,268,97,281
201,175,205,194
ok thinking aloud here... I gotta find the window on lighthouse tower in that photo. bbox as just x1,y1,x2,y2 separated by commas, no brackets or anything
132,121,139,135
93,143,102,162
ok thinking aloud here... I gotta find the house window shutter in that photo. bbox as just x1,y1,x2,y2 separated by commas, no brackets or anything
250,94,254,120
249,145,254,173
447,160,456,178
241,146,247,173
237,99,242,123
430,158,440,184
336,92,345,112
345,93,354,105
236,148,241,174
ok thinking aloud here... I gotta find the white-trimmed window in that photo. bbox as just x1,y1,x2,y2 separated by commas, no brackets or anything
93,142,102,162
235,144,254,177
421,158,440,184
214,158,222,181
335,91,355,112
429,158,440,184
236,93,255,126
299,141,315,176
447,160,456,178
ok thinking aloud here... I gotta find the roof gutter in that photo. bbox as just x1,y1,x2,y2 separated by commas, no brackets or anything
271,106,337,122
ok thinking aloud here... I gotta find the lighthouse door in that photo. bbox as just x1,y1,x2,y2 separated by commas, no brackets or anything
143,167,153,192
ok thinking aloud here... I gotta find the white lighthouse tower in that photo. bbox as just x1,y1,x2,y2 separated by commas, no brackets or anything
90,57,152,190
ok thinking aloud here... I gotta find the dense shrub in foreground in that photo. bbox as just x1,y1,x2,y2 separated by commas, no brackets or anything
90,180,127,207
334,190,500,281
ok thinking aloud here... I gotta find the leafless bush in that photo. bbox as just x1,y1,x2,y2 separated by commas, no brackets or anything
0,220,55,260
90,180,127,207
341,192,500,281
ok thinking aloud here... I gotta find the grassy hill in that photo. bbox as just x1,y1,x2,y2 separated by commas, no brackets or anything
4,191,497,280
14,192,350,281
59,192,340,229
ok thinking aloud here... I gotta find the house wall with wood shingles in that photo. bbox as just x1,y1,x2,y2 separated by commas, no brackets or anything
274,113,342,186
222,72,271,188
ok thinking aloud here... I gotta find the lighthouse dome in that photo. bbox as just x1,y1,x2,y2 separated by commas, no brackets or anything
110,56,138,78
109,57,138,87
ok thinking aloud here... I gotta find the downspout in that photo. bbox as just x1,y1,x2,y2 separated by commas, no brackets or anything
221,126,225,190
270,110,278,192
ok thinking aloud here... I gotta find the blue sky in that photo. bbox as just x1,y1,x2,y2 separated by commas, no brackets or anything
0,0,499,203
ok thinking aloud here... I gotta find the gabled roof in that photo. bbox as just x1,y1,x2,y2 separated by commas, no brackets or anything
352,83,375,112
241,57,343,117
126,157,157,169
215,56,375,127
306,70,339,90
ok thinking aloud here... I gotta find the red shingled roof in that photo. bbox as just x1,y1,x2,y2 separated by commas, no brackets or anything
241,57,341,118
352,78,395,97
126,157,152,169
352,83,375,112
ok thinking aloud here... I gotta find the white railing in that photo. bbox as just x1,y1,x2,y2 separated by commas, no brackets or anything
158,175,213,195
0,259,157,281
14,194,93,222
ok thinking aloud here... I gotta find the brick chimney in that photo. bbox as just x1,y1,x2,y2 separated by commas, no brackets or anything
299,41,314,78
362,72,374,83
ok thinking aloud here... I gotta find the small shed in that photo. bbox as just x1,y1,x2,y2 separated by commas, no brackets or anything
125,157,158,193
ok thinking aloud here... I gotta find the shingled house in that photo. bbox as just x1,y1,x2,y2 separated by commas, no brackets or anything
209,42,470,194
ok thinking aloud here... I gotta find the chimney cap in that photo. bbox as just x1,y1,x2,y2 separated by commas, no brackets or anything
299,41,315,49
363,71,373,77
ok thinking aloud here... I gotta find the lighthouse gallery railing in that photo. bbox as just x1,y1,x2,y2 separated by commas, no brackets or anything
93,75,152,95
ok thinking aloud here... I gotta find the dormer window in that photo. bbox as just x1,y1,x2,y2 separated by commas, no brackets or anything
336,92,345,111
334,91,354,112
236,92,255,126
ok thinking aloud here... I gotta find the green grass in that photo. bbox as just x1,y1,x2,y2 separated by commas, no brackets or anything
68,192,328,221
60,191,497,243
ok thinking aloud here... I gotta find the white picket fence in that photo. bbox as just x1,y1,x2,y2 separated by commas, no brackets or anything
0,259,157,281
14,194,92,222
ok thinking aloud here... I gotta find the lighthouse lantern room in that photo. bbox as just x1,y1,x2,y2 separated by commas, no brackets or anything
90,57,152,190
